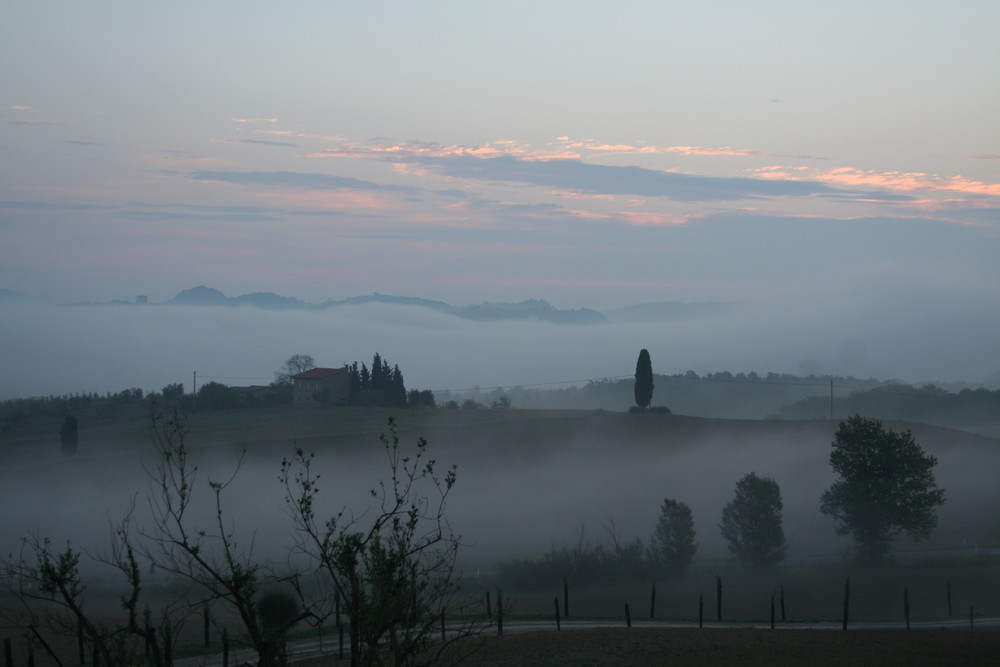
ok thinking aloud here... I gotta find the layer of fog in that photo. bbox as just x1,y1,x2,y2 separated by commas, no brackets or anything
2,417,997,574
2,286,998,402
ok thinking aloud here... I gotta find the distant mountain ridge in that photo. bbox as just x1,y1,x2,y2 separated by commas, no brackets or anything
8,285,735,325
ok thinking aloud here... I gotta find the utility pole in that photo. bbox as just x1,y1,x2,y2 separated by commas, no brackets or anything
193,371,197,410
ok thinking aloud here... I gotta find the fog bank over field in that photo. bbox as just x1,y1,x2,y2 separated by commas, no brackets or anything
2,285,998,401
1,414,997,571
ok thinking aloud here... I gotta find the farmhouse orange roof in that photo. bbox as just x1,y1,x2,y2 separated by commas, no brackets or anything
292,367,348,379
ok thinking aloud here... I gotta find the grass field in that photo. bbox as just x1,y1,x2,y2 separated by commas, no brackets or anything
2,405,999,664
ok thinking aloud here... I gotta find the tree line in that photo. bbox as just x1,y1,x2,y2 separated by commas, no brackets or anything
502,414,946,585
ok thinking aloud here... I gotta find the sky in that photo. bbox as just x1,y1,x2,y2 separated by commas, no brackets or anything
1,1,999,394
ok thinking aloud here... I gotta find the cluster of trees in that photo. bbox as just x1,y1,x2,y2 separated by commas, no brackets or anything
651,472,786,573
277,353,437,409
2,414,472,666
347,353,408,408
503,415,946,585
656,416,945,568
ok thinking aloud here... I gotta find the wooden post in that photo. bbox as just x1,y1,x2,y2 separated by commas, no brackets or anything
842,577,850,631
26,643,34,667
3,638,12,667
78,616,85,665
338,621,344,659
93,641,100,667
904,588,910,631
440,611,446,643
770,593,775,629
203,602,211,647
564,576,570,618
970,605,974,630
625,603,632,628
698,593,704,628
222,629,229,667
650,581,656,620
947,578,953,616
144,608,153,658
164,622,173,667
716,575,722,622
780,584,786,622
497,589,504,636
554,597,561,631
486,590,492,620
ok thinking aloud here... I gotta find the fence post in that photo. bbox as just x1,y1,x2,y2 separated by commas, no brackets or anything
165,621,173,667
842,577,850,631
770,593,775,629
78,616,85,665
222,628,229,667
624,603,632,629
969,605,974,630
698,593,703,628
780,584,786,622
486,590,492,620
650,581,656,620
904,588,910,631
564,576,570,618
947,578,952,616
204,602,211,647
497,589,504,636
4,638,12,667
716,575,722,622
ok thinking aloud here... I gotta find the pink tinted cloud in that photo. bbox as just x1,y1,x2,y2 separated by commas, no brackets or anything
261,188,402,212
0,117,60,126
615,211,690,226
554,137,759,157
230,117,279,124
302,136,759,164
815,167,1000,197
557,208,689,226
302,139,533,161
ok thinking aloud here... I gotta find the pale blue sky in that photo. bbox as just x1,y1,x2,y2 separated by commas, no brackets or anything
1,1,999,391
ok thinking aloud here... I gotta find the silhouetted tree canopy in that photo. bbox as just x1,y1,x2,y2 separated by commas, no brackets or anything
347,354,409,408
634,349,654,409
820,415,945,561
652,497,697,572
720,472,786,567
275,353,315,384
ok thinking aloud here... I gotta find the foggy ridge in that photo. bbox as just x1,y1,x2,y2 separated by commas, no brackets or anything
1,285,731,326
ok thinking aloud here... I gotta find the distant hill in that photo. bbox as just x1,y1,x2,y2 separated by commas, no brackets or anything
23,284,732,326
165,287,610,324
168,286,307,309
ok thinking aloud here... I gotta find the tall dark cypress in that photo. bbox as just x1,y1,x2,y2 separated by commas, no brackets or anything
634,349,654,409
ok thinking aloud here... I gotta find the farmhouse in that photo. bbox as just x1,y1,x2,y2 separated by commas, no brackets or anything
292,367,350,406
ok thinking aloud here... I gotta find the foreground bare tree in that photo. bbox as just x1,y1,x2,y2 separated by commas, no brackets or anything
281,416,475,666
138,407,311,666
1,524,179,666
3,409,475,666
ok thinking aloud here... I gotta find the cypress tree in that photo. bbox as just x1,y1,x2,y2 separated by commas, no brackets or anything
634,349,654,409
